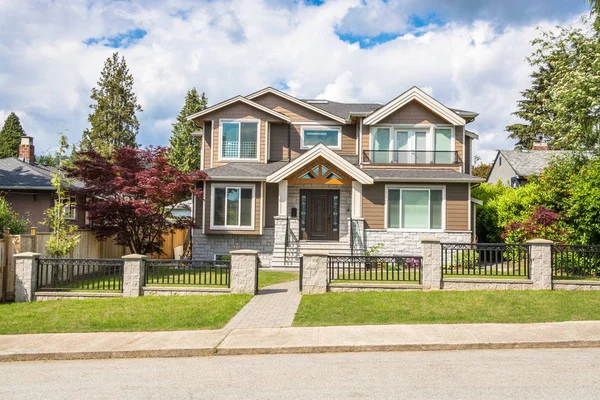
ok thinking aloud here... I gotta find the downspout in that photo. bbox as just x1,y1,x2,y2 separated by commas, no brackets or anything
287,123,291,162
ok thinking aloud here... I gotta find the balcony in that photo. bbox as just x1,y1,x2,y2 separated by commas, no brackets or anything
362,150,461,165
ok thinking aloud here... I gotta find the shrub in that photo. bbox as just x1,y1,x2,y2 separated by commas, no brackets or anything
0,196,27,234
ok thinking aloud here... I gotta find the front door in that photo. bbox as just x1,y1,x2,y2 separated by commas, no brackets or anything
299,190,340,241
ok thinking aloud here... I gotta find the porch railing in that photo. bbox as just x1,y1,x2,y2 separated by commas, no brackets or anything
36,258,124,292
144,259,231,287
328,255,422,283
362,150,460,165
441,243,530,278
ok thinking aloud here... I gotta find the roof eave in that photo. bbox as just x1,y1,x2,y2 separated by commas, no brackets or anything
185,96,291,122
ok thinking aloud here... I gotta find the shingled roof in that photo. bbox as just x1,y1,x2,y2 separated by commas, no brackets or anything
0,158,82,190
497,150,571,177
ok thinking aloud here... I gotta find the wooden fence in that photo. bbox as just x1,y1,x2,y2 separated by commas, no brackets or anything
0,229,187,302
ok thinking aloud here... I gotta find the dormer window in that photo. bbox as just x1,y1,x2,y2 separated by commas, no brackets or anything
300,126,341,150
220,119,259,161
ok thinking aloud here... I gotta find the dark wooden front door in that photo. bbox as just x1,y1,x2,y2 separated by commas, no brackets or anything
299,190,340,241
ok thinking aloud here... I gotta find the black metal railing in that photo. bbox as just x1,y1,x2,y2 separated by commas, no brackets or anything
36,258,124,292
144,259,231,287
362,150,460,165
552,244,600,279
328,255,422,283
441,243,530,278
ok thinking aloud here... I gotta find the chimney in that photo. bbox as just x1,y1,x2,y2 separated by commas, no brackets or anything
19,136,35,164
532,135,550,151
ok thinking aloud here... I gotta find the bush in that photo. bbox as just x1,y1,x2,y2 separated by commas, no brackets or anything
0,196,27,234
448,249,480,269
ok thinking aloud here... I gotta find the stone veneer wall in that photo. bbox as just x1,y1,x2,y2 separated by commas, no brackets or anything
192,228,275,266
364,230,472,256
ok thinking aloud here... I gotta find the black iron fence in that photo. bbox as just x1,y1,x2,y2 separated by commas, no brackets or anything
552,244,600,279
328,255,422,283
441,243,530,278
36,258,124,292
362,150,460,165
144,259,231,287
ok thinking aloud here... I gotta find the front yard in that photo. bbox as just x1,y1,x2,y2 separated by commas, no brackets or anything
294,291,600,327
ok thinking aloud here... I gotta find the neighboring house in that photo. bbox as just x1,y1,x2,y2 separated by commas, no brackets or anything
170,199,192,218
487,144,570,187
187,86,484,267
0,136,85,232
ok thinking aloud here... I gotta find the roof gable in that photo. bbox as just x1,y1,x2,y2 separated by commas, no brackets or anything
186,96,291,122
246,87,347,124
363,87,466,126
266,143,373,185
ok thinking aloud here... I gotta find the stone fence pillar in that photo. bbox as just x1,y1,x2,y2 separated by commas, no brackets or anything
421,238,442,290
230,250,259,294
14,252,41,302
527,239,553,290
349,218,365,254
122,254,147,297
301,251,328,294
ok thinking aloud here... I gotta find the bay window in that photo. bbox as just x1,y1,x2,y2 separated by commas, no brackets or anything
301,126,341,149
387,187,444,230
220,120,259,160
212,185,254,229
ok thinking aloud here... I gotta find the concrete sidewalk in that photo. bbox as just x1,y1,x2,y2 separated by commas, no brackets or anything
2,321,600,362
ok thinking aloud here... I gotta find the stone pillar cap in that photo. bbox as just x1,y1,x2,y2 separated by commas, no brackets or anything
13,252,42,258
301,250,330,256
122,254,148,259
526,239,553,244
230,250,259,255
421,237,441,243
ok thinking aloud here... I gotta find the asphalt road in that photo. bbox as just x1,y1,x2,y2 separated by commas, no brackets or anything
2,349,600,399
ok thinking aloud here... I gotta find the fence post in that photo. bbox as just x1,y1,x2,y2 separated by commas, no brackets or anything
122,254,147,297
527,239,553,290
421,238,442,290
230,250,259,294
14,252,41,302
301,251,328,294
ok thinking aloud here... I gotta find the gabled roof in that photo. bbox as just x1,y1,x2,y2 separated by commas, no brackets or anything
0,158,83,190
266,144,373,185
246,87,348,124
363,86,466,126
493,150,572,178
186,95,291,122
306,100,383,120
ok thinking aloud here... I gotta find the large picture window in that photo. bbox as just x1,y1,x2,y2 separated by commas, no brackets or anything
370,126,455,164
220,120,259,160
301,126,341,149
387,187,444,230
212,185,254,229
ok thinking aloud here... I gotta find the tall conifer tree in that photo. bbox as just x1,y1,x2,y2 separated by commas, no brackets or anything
0,112,25,158
168,88,207,172
81,53,142,157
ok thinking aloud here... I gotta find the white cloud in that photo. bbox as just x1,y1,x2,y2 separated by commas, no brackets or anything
0,0,586,163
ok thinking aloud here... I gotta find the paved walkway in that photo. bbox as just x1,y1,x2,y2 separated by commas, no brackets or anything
2,321,600,362
225,280,301,329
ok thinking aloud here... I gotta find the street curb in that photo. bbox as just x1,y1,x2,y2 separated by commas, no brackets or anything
2,340,600,362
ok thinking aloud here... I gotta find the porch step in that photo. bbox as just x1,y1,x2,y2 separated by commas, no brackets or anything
271,241,353,268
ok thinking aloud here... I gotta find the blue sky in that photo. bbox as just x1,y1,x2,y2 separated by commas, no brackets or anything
0,0,590,162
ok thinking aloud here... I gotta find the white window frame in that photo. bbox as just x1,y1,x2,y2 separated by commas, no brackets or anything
210,184,255,230
63,196,77,221
300,125,342,150
384,185,446,232
218,119,261,162
369,124,455,162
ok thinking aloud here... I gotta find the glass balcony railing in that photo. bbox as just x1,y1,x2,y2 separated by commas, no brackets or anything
362,150,460,165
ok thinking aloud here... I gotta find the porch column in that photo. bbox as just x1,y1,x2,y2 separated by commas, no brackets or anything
278,179,288,216
351,181,363,218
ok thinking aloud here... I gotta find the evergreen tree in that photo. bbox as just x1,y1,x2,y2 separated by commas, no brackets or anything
0,112,25,158
81,53,142,158
168,88,207,172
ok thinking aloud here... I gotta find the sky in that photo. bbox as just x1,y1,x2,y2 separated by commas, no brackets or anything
0,0,591,163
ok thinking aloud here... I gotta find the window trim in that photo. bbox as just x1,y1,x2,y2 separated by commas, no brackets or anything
300,125,342,150
370,124,455,154
384,185,446,232
218,118,261,162
63,196,77,221
210,184,256,231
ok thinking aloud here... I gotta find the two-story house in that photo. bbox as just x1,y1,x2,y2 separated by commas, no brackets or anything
187,86,484,267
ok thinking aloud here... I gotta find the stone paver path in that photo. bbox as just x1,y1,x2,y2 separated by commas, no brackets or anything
225,280,301,329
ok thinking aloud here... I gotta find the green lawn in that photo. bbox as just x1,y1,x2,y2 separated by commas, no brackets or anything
0,295,252,335
294,291,600,327
258,270,298,290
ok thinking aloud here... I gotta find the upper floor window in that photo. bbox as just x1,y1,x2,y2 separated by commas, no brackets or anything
220,120,259,161
369,126,455,164
301,126,341,150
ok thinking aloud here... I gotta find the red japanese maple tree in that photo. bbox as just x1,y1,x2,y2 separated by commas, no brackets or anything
69,146,206,255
